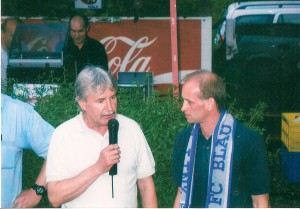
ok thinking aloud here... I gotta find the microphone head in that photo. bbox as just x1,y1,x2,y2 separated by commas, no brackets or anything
108,118,119,144
108,118,119,131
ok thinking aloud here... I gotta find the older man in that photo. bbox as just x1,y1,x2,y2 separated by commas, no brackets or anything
46,66,157,208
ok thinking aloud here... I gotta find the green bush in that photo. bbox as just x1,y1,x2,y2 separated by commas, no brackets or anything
117,88,188,207
28,84,269,207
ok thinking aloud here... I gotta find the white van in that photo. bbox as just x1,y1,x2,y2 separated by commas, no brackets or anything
213,1,300,114
214,1,300,59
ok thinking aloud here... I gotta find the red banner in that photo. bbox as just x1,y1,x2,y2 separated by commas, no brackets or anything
88,18,207,85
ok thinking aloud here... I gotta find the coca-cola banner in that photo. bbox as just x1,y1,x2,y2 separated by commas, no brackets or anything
17,17,211,85
88,17,212,84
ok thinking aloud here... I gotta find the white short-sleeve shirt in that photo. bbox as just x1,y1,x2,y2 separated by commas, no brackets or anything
46,113,155,208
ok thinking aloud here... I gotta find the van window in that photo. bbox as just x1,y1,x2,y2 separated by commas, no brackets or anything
244,5,279,9
236,24,300,38
236,15,274,25
277,14,300,24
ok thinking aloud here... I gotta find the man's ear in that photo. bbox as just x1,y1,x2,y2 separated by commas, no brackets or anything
77,99,86,111
207,97,215,111
86,25,90,33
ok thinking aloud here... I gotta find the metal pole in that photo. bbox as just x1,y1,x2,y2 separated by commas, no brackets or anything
170,0,179,93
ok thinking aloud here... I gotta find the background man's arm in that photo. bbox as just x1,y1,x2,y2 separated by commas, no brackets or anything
11,160,47,208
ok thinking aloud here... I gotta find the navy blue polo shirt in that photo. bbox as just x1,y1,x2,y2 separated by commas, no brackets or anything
172,121,270,208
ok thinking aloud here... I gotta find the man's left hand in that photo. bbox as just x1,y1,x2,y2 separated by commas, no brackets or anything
10,189,42,208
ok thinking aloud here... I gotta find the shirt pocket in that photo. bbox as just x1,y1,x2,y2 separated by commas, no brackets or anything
1,142,21,169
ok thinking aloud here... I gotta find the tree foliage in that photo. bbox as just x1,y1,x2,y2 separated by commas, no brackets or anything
2,0,225,21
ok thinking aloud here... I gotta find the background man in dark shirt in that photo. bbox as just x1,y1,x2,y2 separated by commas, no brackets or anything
64,13,108,81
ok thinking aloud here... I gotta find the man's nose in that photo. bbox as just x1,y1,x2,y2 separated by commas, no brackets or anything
72,31,79,38
106,99,114,111
181,100,188,112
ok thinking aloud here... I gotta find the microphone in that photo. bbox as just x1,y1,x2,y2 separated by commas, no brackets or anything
108,118,119,176
108,118,119,198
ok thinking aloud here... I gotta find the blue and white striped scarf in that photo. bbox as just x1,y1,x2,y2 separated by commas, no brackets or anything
179,110,236,208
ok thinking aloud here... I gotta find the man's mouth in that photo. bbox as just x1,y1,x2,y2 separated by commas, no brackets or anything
101,112,116,119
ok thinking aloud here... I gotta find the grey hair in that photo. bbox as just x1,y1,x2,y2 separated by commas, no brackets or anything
75,65,117,101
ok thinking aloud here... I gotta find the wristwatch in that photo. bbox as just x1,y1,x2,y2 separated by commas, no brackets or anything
31,184,47,196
